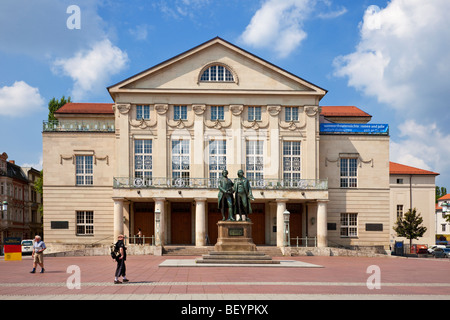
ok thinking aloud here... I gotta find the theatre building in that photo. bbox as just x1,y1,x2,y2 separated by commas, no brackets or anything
42,37,436,253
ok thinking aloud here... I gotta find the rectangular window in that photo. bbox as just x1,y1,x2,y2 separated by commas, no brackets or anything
172,140,190,181
174,105,187,120
285,107,299,122
442,224,446,232
396,205,403,219
211,106,224,121
340,158,357,188
136,105,150,120
76,155,93,185
246,140,264,181
76,211,94,235
134,140,152,179
283,141,301,182
340,213,358,237
248,106,261,121
209,140,226,187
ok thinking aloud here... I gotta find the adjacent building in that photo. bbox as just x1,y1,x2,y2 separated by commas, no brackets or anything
0,152,43,250
41,37,437,252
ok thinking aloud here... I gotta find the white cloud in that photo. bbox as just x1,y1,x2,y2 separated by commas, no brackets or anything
0,81,45,117
52,39,129,100
240,0,311,58
390,119,450,176
334,0,450,117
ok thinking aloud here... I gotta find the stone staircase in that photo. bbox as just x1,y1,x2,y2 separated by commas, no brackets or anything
162,245,283,257
196,251,280,264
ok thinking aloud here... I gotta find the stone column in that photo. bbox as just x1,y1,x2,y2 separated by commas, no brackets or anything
276,199,287,247
317,200,328,247
195,198,207,247
154,198,166,246
113,198,124,241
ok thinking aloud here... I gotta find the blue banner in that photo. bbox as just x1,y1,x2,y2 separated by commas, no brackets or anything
320,123,389,135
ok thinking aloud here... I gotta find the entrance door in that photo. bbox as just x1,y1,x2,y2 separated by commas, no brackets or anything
287,203,302,246
207,202,222,245
171,202,192,244
251,203,265,245
133,202,155,243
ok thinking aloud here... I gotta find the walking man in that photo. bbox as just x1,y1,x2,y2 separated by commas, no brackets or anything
114,234,129,284
30,235,46,273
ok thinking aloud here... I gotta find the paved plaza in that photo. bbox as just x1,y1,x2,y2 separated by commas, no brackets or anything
1,254,449,302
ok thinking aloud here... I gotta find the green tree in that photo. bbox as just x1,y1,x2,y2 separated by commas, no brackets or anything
48,96,71,121
436,186,447,203
393,208,427,249
34,170,43,217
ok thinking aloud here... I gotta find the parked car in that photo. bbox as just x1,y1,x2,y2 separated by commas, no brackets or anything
21,239,34,255
428,245,446,254
432,247,450,258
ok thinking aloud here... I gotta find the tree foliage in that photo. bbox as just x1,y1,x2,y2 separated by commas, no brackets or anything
436,186,447,203
393,208,427,247
48,96,71,121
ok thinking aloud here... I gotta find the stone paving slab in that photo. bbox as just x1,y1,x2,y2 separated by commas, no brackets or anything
159,259,323,268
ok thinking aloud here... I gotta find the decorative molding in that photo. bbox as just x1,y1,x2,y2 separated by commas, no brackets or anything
155,104,168,115
60,153,109,165
113,104,131,114
192,104,206,115
129,117,157,129
167,118,194,129
305,106,319,117
230,105,243,116
279,119,306,131
267,105,281,116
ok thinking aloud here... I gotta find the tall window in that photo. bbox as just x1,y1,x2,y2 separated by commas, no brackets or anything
174,105,187,120
285,107,299,122
134,140,152,178
209,140,226,186
248,106,261,121
340,158,357,188
340,213,358,237
396,205,403,219
172,140,190,180
200,65,234,82
283,141,301,181
211,106,224,121
77,211,94,235
246,140,264,181
76,155,93,185
136,105,150,120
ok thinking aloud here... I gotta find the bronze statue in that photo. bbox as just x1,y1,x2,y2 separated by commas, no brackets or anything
218,170,235,221
234,169,254,221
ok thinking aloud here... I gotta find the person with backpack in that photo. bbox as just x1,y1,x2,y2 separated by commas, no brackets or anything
113,234,129,284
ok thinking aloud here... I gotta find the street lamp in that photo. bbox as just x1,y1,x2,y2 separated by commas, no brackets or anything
283,209,290,247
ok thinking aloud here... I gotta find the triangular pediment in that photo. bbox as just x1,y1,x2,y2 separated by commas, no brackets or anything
108,37,327,97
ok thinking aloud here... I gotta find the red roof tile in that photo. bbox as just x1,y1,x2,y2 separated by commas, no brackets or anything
55,103,114,114
389,162,439,175
320,106,371,118
438,194,450,201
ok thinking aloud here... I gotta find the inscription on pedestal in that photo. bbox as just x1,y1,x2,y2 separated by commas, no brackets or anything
228,228,244,236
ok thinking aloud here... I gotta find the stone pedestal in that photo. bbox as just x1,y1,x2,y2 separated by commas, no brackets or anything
214,221,256,252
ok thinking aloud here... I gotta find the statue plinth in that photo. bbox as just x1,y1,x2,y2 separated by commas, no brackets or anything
214,221,256,252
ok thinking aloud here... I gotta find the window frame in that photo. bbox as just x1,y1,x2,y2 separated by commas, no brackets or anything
208,139,227,187
134,139,153,179
76,210,94,236
136,105,150,120
340,158,358,188
283,141,301,182
340,213,358,238
173,105,188,121
171,139,190,181
285,107,299,122
248,106,262,122
246,140,264,181
75,155,93,186
210,106,225,121
200,64,235,82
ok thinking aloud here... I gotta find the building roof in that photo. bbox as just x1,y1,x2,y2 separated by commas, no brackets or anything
55,103,114,115
389,162,439,176
320,106,371,118
438,194,450,201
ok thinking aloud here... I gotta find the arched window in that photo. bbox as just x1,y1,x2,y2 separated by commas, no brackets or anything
200,64,235,82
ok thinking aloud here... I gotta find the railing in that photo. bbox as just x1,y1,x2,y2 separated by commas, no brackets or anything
43,120,115,132
290,236,317,247
124,235,154,246
113,177,328,191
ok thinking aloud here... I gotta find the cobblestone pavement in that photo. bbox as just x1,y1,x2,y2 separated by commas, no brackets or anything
0,254,449,301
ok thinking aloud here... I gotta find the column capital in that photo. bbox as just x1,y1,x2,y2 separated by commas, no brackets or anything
153,197,166,202
275,198,288,203
194,197,207,202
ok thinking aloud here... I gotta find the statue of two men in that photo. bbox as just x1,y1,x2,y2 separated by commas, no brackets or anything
218,169,254,221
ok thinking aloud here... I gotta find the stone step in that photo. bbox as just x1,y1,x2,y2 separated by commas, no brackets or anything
195,259,280,264
202,254,272,260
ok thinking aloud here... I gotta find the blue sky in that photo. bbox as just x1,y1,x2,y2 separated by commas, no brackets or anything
1,0,450,188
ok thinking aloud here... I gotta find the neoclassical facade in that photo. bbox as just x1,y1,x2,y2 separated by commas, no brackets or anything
42,37,437,251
